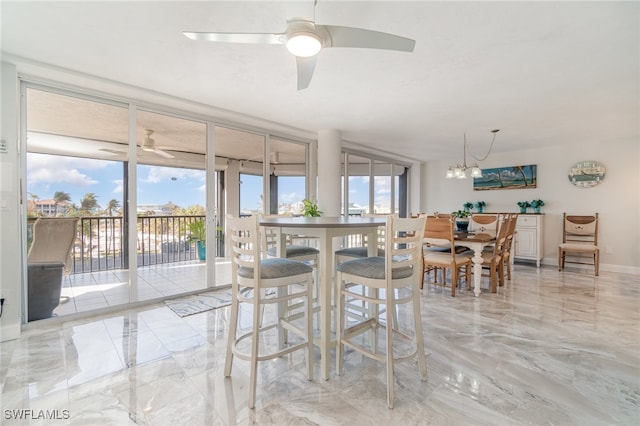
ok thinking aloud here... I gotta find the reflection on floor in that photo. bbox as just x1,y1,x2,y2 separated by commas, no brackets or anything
54,260,233,317
2,264,639,425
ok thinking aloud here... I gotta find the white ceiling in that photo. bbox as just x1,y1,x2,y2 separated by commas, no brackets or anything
2,1,638,163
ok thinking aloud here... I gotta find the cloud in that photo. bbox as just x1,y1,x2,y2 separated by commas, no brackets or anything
279,192,300,203
140,165,204,184
27,153,110,187
374,176,391,195
112,179,123,194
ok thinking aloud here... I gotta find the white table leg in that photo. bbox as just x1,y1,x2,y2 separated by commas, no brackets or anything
472,244,483,297
319,231,331,381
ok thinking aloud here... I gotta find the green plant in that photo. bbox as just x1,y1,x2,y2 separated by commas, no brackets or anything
463,202,474,211
517,201,531,208
302,199,322,217
475,201,486,208
188,220,206,246
451,210,471,219
531,199,544,208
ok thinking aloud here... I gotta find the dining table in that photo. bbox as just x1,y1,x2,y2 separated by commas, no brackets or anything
259,215,387,380
453,231,496,296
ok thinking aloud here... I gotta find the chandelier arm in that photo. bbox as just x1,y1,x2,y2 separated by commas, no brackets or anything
468,132,497,163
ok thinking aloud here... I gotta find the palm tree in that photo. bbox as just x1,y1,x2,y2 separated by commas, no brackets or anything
104,199,121,256
511,166,529,187
53,191,71,216
106,199,121,216
80,193,99,214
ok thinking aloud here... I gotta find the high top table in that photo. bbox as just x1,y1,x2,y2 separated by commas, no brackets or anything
259,216,387,380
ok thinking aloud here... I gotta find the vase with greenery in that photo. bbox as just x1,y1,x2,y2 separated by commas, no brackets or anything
474,201,486,213
188,219,207,260
517,201,531,214
452,210,471,231
463,202,473,212
531,199,544,213
302,199,322,217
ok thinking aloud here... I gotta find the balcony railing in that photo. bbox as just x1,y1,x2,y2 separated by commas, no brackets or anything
28,215,225,274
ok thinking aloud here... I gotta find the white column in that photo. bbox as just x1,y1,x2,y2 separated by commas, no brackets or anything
410,162,423,215
317,129,342,216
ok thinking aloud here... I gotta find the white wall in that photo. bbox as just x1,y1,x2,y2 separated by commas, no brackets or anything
423,140,640,274
0,63,22,341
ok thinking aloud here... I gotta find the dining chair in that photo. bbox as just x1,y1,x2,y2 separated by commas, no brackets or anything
334,212,389,262
558,213,599,276
470,213,499,237
476,213,515,293
335,215,428,408
224,214,314,409
422,215,472,296
498,213,519,282
260,213,320,325
334,213,390,325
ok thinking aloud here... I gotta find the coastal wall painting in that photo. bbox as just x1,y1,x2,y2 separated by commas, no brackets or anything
473,164,537,191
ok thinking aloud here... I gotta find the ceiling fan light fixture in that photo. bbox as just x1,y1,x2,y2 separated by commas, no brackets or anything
286,32,321,57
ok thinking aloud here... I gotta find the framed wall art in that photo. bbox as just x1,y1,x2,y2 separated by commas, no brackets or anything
473,164,537,191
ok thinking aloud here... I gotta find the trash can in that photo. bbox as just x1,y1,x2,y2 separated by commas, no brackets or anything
28,262,64,321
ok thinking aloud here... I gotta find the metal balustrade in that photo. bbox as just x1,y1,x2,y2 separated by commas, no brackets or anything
27,215,225,274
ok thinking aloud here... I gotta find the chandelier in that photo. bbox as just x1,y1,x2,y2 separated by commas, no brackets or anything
446,129,500,179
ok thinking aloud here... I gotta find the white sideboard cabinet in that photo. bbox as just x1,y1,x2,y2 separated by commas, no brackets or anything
514,214,544,267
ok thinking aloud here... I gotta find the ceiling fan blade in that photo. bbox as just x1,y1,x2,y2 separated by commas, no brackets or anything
322,25,415,52
99,148,125,155
296,56,317,90
183,31,284,45
153,149,175,159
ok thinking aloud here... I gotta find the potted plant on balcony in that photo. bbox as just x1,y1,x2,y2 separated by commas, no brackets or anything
530,199,544,213
517,201,531,214
474,201,486,213
188,219,207,261
452,210,471,231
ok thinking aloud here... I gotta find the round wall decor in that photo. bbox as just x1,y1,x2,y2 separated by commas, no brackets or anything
568,160,606,188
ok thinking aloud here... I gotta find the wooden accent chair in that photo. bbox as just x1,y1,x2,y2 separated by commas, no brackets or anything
499,213,519,282
469,213,499,237
477,214,517,293
558,213,600,276
422,215,472,296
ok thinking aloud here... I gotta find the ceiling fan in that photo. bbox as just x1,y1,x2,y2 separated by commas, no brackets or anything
100,129,175,159
183,2,415,90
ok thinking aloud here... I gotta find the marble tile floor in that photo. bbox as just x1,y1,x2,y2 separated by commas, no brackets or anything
53,260,233,317
2,264,639,425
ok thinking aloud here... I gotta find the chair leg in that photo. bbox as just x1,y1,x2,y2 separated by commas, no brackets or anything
490,263,497,293
451,267,457,297
305,274,314,381
224,285,240,377
412,284,428,381
595,250,600,276
248,289,261,409
385,290,394,409
558,248,564,271
336,272,345,376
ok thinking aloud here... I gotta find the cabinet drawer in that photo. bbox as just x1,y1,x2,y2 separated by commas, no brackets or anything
517,215,538,228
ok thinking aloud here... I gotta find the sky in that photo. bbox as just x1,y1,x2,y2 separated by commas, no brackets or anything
27,153,392,214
